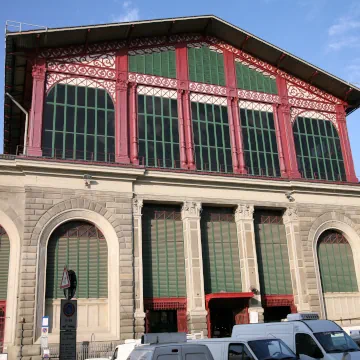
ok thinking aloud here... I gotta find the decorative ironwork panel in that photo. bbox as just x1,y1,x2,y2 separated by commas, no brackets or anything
235,59,277,94
293,116,345,181
137,86,180,168
188,44,225,86
128,73,178,88
129,47,176,78
239,101,280,177
46,221,108,299
142,205,186,298
291,109,337,129
0,227,10,300
201,208,242,294
254,210,292,295
318,230,358,293
190,94,232,173
189,82,227,97
43,83,115,162
46,73,116,102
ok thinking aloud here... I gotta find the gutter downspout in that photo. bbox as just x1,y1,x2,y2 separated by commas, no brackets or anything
5,92,29,155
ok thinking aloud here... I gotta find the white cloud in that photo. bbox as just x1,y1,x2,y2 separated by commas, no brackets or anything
111,1,140,23
327,3,360,51
345,60,360,86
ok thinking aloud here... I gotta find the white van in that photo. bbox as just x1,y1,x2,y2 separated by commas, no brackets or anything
127,333,214,360
232,313,360,360
189,337,297,360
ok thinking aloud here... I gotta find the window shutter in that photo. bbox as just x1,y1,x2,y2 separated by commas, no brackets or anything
318,231,358,293
236,62,278,94
169,51,177,79
0,229,10,300
254,211,292,295
201,208,242,294
46,222,108,299
188,47,196,81
142,206,186,298
217,52,225,86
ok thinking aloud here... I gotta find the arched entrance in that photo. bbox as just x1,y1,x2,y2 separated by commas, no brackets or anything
45,221,108,334
0,226,10,352
317,230,359,322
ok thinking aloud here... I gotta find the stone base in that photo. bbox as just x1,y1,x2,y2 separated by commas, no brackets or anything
187,310,208,337
134,311,145,338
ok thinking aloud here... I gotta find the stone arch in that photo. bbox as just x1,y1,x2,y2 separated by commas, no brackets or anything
307,211,360,319
34,198,122,342
0,199,22,348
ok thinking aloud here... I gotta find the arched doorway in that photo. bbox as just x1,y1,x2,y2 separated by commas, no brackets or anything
45,221,108,333
317,230,358,321
0,225,10,352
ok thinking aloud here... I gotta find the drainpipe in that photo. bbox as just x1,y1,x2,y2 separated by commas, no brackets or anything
5,92,29,155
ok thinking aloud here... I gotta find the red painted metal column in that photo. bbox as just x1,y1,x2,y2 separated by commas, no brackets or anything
272,104,287,177
227,97,240,173
129,82,139,165
115,49,130,164
232,98,247,174
224,50,247,174
336,104,358,183
176,45,195,170
27,59,46,157
276,76,301,179
177,90,188,168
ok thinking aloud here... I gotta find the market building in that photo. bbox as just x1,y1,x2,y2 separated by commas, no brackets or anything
1,14,360,360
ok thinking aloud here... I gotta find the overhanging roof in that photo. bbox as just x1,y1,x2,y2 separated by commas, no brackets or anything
4,15,360,152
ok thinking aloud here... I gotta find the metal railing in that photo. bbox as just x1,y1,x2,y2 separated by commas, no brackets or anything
5,20,47,33
49,341,122,360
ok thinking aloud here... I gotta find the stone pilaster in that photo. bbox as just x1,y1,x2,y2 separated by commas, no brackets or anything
235,204,264,321
283,207,310,312
181,201,207,334
133,197,145,337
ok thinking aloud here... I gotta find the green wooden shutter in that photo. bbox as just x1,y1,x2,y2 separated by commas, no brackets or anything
137,94,180,168
46,221,108,299
129,50,176,78
254,211,292,295
43,84,115,162
0,227,10,300
188,45,226,86
240,107,280,177
293,117,346,181
235,61,277,94
318,231,358,293
201,208,242,294
191,101,233,173
142,205,186,298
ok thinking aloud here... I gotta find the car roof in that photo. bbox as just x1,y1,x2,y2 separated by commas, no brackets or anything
190,337,277,343
133,343,209,350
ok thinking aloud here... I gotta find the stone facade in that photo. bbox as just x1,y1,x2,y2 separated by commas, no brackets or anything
1,159,360,359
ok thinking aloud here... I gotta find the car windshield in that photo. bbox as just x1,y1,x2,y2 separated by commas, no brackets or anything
248,339,297,360
314,331,360,354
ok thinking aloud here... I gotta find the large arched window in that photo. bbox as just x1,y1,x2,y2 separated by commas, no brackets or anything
318,230,358,293
293,117,345,181
43,84,115,162
46,221,108,299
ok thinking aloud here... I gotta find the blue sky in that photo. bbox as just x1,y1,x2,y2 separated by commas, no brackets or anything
1,0,360,174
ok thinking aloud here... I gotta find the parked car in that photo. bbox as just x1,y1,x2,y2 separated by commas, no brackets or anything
232,313,360,360
189,337,297,360
127,333,214,360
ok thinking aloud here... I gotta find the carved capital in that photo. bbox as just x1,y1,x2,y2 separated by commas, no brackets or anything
32,64,46,80
283,207,298,223
116,78,128,91
181,201,202,219
133,197,144,216
235,204,254,221
177,80,189,91
336,104,346,123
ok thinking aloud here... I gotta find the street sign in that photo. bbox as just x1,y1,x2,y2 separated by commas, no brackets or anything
59,331,76,360
60,300,77,331
60,267,70,289
42,316,49,327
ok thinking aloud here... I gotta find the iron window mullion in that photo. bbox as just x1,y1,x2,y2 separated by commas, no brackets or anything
252,110,261,176
309,118,321,179
155,218,160,297
244,110,254,174
84,87,88,161
259,111,269,176
152,96,157,164
304,127,314,179
173,218,179,297
74,87,78,160
330,124,341,180
51,86,58,158
94,89,98,161
220,105,227,172
104,89,108,161
213,104,220,172
62,85,67,159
